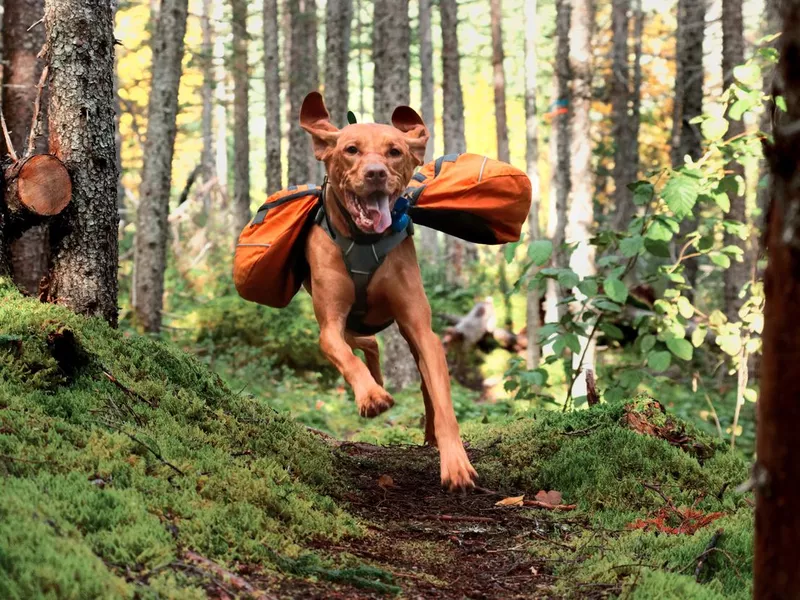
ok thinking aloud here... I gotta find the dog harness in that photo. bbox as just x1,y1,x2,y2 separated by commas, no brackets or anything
315,182,413,336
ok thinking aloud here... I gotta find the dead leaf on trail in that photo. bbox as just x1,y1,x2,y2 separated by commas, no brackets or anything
377,475,395,488
495,495,525,507
535,490,563,505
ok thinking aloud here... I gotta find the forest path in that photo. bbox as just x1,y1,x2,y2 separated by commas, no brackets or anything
268,442,576,599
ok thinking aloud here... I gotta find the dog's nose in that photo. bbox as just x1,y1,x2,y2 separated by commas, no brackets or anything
364,164,388,183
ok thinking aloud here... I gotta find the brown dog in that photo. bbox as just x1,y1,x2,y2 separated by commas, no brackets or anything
300,92,477,491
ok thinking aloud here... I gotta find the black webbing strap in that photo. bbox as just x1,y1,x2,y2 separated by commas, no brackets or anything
251,185,320,225
316,207,411,335
433,153,459,177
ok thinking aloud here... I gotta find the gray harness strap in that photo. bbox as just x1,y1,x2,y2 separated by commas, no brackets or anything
315,207,412,336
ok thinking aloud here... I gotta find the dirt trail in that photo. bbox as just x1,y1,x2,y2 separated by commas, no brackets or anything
268,443,577,600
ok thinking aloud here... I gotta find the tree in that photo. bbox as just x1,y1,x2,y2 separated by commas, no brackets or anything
440,0,474,282
722,0,751,321
524,0,542,368
372,0,410,121
490,0,513,329
200,0,214,211
42,0,119,325
756,0,781,232
671,0,705,297
324,0,353,127
287,0,319,185
264,0,282,194
231,0,251,233
756,1,800,594
566,0,595,400
133,0,189,332
418,0,438,260
4,0,49,295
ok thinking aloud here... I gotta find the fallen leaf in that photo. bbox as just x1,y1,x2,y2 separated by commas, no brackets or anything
377,475,395,488
535,490,563,505
495,495,525,507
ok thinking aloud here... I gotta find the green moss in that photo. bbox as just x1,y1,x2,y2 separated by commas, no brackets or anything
0,281,357,598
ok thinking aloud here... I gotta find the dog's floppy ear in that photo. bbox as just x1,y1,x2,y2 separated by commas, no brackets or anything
391,106,430,165
300,92,340,160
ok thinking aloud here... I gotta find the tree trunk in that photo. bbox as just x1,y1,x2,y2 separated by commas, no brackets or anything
524,0,542,368
372,0,409,122
132,0,189,332
418,0,438,261
567,0,596,400
722,0,750,321
324,0,353,127
200,0,214,211
287,0,318,186
756,2,800,594
672,0,705,298
610,0,631,219
550,0,570,281
231,0,251,233
264,0,282,195
213,0,228,196
43,0,119,325
4,0,50,295
440,0,474,282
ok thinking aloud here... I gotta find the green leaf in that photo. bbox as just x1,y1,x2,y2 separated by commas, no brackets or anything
701,117,729,141
743,388,758,403
691,326,707,348
666,337,693,361
677,296,694,320
662,174,700,219
604,277,628,304
564,333,582,354
733,63,762,88
646,220,674,242
578,278,598,297
528,240,553,266
710,253,731,268
558,270,580,290
600,322,625,340
628,181,655,206
776,96,787,112
712,192,730,212
593,298,623,313
717,334,742,357
504,241,521,263
620,235,645,257
644,239,671,258
640,334,656,353
647,350,672,372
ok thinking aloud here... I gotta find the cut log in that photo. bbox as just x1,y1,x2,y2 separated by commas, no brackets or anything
4,154,72,222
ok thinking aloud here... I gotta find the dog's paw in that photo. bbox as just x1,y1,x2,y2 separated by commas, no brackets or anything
356,386,395,418
440,444,478,493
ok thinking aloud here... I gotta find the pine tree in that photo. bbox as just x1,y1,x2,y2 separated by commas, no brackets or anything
231,0,251,233
263,0,282,194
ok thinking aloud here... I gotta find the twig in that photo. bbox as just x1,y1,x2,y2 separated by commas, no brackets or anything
27,18,44,32
1,111,18,162
0,453,53,465
730,343,749,450
25,66,49,157
694,528,724,582
183,550,275,599
97,419,185,476
102,370,157,408
418,514,497,523
560,423,601,436
640,481,679,513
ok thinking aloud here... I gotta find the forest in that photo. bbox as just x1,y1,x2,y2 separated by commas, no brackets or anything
1,0,800,597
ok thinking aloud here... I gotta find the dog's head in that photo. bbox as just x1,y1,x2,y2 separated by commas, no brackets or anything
300,92,429,234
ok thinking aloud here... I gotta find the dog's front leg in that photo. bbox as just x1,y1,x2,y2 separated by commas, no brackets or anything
397,307,477,491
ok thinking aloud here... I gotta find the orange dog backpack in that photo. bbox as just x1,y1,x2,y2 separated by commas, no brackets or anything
233,184,322,308
403,153,532,244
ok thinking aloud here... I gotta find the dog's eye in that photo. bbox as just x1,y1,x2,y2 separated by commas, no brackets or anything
388,147,402,158
345,145,359,155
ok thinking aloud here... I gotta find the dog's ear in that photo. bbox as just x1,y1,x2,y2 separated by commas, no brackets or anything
300,92,340,160
391,106,430,165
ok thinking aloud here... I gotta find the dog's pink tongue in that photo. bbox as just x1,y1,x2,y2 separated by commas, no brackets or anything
365,194,392,234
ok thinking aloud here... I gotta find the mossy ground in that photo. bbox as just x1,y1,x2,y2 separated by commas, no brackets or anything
1,281,754,598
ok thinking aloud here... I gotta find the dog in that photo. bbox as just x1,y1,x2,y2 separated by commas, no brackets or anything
300,92,477,492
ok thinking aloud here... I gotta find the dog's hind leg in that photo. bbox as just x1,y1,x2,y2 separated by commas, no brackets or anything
346,334,384,387
404,341,438,447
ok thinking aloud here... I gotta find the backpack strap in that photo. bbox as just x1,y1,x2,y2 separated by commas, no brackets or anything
316,206,412,335
251,185,320,225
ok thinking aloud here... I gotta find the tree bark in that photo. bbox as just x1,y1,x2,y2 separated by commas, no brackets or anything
550,0,570,280
671,0,705,299
418,0,438,261
43,0,119,325
200,0,214,211
372,0,409,122
524,0,542,368
440,0,474,282
231,0,251,233
264,0,282,194
567,0,596,400
610,0,631,219
132,0,189,332
287,0,318,185
755,2,800,594
324,0,353,128
4,0,50,295
722,0,751,321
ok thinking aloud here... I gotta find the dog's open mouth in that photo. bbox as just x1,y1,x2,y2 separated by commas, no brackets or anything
345,190,394,234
